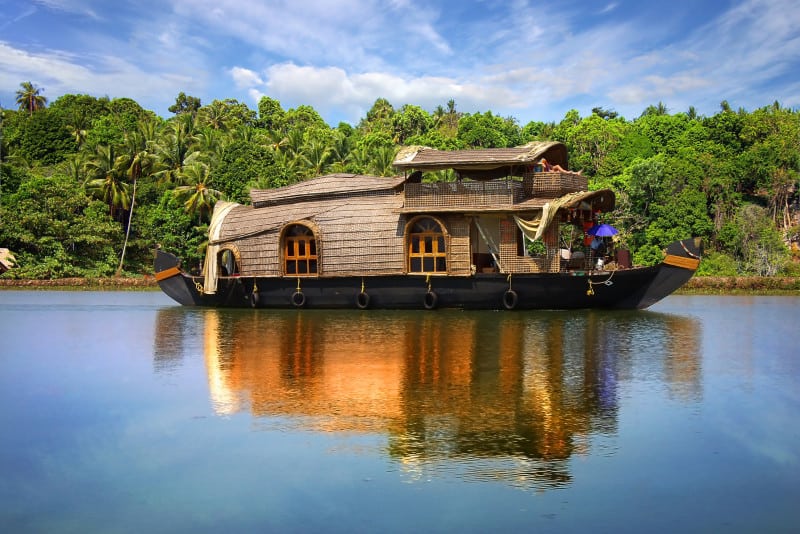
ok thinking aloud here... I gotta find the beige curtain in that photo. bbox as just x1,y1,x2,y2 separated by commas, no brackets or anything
203,201,239,294
513,191,587,242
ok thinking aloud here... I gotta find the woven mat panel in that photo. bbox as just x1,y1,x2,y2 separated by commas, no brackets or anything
498,218,560,273
441,215,472,275
405,181,522,209
523,172,588,198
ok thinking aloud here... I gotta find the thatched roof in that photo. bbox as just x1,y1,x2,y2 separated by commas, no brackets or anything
393,142,569,179
250,173,406,208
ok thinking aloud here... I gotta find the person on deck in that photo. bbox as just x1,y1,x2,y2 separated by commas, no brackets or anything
590,236,606,256
539,158,582,174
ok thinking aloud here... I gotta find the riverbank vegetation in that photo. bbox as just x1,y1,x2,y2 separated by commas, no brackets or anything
1,82,798,280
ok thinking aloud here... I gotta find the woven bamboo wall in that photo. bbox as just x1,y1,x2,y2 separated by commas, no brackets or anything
224,199,478,277
498,218,560,273
522,172,588,198
405,181,523,209
442,215,471,275
228,193,407,277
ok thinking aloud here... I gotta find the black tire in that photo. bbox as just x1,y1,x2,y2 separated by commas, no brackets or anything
502,289,518,310
291,291,306,308
424,290,438,310
356,291,370,309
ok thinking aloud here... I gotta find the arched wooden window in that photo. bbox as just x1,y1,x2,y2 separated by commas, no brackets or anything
283,224,318,275
218,248,240,276
407,217,447,273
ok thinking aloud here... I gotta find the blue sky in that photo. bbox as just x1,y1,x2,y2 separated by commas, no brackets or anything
1,0,799,126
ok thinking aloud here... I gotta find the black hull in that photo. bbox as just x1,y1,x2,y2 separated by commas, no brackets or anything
155,239,701,311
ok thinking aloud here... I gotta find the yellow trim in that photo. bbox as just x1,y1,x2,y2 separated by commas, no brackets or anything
155,266,182,281
663,254,700,270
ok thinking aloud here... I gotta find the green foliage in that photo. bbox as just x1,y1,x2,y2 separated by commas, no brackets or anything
13,109,74,165
392,105,433,144
169,92,201,116
0,173,122,278
138,192,206,273
458,111,516,148
696,252,739,276
258,96,286,131
284,105,328,134
1,163,32,198
212,140,283,202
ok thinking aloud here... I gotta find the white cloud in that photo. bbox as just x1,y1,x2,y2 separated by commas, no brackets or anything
4,0,800,124
229,67,264,89
0,41,197,110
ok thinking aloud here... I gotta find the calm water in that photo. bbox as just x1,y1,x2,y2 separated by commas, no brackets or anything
0,291,798,533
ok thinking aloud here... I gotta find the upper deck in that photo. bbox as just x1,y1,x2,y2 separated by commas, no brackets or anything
402,171,589,212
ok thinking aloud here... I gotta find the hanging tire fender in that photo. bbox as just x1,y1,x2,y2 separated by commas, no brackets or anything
424,290,438,310
503,289,518,310
291,290,306,308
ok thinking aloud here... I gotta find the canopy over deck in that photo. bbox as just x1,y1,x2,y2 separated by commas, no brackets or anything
394,142,569,180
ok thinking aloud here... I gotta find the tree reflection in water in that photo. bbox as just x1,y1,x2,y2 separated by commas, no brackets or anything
153,308,701,490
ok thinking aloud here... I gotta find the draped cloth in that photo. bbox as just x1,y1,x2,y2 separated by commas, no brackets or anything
513,191,587,242
203,201,239,294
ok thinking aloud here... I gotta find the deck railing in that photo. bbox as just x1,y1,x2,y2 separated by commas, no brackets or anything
404,173,588,209
404,180,524,209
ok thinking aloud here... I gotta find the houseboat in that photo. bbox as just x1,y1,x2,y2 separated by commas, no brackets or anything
154,141,702,310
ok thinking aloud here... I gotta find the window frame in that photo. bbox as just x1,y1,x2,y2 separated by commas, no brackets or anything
282,223,319,276
406,216,448,274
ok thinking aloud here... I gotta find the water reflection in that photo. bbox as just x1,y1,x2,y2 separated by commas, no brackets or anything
154,308,701,489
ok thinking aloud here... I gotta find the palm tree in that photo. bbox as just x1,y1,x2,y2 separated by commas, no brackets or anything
15,81,47,116
173,162,222,223
58,152,89,183
84,144,130,219
368,145,397,177
327,131,351,173
300,138,331,177
265,129,289,153
154,119,199,183
194,129,226,167
66,109,90,148
116,119,158,274
197,100,232,131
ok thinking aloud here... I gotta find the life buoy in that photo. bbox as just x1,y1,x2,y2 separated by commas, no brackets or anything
424,290,438,310
503,289,518,310
291,291,306,308
356,291,370,309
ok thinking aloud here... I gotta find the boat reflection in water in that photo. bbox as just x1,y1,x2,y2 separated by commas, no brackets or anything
154,309,701,490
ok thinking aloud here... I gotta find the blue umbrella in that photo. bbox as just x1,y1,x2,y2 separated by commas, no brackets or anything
587,223,618,237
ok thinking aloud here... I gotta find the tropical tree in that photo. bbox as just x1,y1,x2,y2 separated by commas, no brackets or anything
300,138,331,177
0,173,121,278
15,82,47,116
258,96,286,131
359,98,395,134
116,119,158,274
457,111,511,148
65,109,90,148
154,116,199,183
173,162,222,223
84,144,131,219
368,145,397,176
392,104,433,144
169,92,201,117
